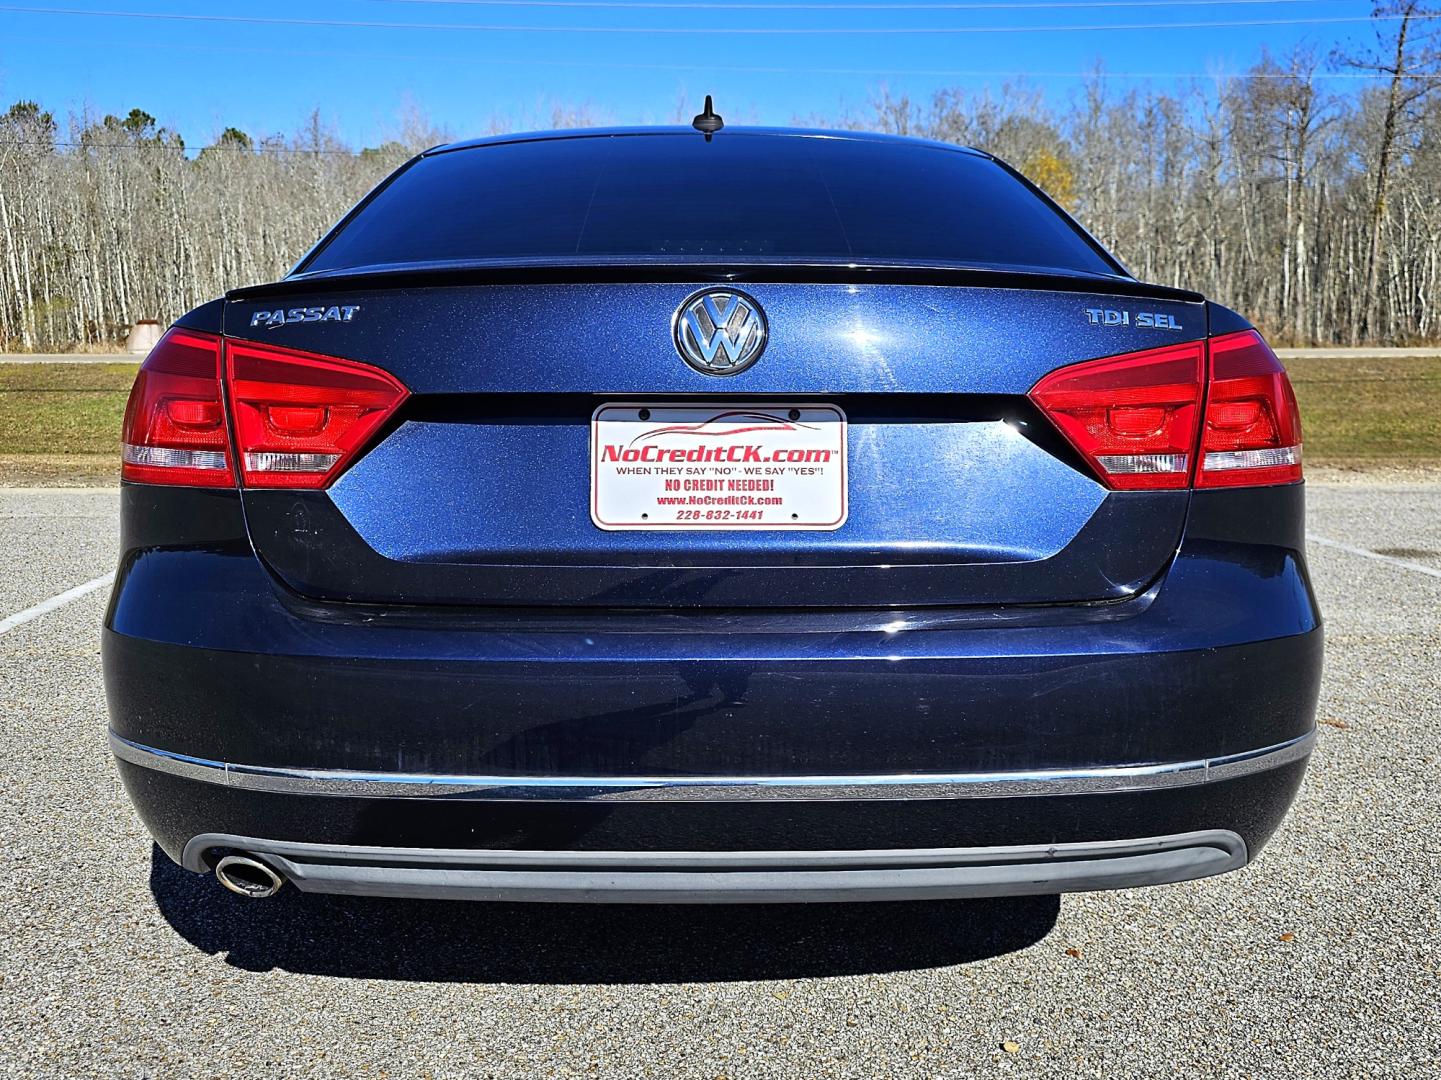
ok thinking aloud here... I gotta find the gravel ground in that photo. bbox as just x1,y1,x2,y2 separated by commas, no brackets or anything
1,484,1437,1078
0,490,116,616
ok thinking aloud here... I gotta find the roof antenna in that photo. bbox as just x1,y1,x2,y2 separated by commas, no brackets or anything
691,95,724,141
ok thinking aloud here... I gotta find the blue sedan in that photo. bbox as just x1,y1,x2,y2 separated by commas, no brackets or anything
104,119,1320,903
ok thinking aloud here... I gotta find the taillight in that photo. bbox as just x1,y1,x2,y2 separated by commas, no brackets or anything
1027,341,1204,490
225,339,409,489
1196,330,1303,488
121,329,234,487
1029,330,1302,491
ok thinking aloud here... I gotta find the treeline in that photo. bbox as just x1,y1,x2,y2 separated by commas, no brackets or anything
1,10,1438,349
841,53,1441,347
0,107,434,350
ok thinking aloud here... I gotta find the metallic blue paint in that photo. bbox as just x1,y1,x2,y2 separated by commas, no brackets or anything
334,418,1101,563
241,486,1187,607
223,283,1201,395
105,484,1319,782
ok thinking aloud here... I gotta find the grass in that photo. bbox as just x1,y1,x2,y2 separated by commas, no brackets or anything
1284,354,1441,465
0,355,1436,485
0,362,136,485
0,363,137,454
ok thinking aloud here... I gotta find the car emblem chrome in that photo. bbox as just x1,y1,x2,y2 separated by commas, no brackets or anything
672,289,768,375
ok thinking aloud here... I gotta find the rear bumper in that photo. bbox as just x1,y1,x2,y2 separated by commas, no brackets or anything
117,732,1310,900
174,829,1250,904
104,483,1321,899
114,746,1310,899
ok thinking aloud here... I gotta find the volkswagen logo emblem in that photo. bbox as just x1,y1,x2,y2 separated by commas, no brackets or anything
672,289,768,376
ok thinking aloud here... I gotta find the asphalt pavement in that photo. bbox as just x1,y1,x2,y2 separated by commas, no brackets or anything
1,482,1438,1078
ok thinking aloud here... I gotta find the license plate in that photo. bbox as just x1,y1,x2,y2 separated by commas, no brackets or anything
590,403,847,530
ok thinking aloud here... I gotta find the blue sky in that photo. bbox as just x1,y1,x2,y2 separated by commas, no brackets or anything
0,0,1391,147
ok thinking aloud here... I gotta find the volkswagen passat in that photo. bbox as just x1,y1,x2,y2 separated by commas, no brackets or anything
105,122,1320,902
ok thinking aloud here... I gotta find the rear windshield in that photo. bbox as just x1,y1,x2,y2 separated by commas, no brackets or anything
302,133,1116,277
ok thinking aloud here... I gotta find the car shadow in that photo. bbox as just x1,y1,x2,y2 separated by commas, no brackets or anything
148,846,1060,983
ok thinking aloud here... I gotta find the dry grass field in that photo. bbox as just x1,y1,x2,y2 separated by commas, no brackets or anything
1284,354,1441,467
0,362,137,485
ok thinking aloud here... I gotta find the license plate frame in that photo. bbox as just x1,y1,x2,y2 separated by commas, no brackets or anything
590,402,848,531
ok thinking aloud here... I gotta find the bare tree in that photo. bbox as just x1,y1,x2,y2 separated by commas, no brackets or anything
1337,1,1441,341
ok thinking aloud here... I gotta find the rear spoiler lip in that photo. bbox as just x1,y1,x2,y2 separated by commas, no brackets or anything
226,260,1204,305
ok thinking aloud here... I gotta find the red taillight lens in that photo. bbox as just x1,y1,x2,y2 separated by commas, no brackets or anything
1029,330,1302,491
225,339,409,489
1027,341,1205,490
120,328,235,487
1197,330,1303,488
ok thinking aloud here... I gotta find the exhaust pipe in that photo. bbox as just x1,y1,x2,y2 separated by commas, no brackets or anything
214,854,285,898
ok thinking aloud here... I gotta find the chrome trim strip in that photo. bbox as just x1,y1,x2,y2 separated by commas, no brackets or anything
110,729,1315,803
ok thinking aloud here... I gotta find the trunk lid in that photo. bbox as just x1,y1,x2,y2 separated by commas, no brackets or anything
226,274,1203,609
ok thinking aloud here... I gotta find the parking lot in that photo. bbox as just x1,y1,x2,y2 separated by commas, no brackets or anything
2,481,1438,1078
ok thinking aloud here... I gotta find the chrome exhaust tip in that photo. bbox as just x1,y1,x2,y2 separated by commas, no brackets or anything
214,854,284,899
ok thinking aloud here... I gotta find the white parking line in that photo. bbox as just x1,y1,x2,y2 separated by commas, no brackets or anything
1310,536,1441,580
0,572,115,636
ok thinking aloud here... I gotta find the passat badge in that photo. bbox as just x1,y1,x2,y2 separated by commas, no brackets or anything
673,289,767,375
249,304,360,330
